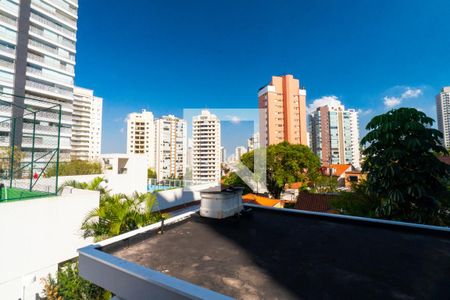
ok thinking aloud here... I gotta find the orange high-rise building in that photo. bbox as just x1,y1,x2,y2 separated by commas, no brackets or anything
258,75,308,146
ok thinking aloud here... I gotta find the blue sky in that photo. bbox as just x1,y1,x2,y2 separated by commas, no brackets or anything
74,0,450,154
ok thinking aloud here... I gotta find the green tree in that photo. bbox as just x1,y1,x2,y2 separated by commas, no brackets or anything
47,160,102,177
311,175,339,193
59,176,109,195
239,142,320,198
42,261,109,300
147,168,156,179
361,108,450,225
81,192,164,241
0,146,25,178
222,172,252,194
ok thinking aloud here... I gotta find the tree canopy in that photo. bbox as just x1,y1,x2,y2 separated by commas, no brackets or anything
361,108,450,225
226,142,320,198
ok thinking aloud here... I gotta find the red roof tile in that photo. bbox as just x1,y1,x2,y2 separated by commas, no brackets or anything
294,193,338,213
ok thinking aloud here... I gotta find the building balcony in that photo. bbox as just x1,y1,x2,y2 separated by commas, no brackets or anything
30,12,76,40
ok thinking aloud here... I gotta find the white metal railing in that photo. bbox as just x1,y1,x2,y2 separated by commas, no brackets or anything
31,12,76,39
33,0,77,27
0,59,14,69
0,12,16,26
27,66,73,85
26,80,72,96
30,25,75,50
0,43,14,54
28,52,74,73
29,39,57,54
0,0,18,16
46,0,77,15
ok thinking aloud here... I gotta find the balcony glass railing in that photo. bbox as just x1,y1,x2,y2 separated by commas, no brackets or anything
0,43,15,54
27,66,73,85
33,0,77,28
46,0,77,15
30,26,75,50
0,59,14,69
0,13,17,26
26,80,72,96
0,0,19,16
27,52,74,73
31,12,76,39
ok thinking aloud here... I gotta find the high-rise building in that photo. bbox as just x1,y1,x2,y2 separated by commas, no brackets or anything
220,146,226,163
436,86,450,149
71,86,102,161
192,110,221,182
0,0,78,160
310,103,360,168
247,132,259,152
126,109,155,168
258,75,308,147
235,146,247,161
154,115,186,180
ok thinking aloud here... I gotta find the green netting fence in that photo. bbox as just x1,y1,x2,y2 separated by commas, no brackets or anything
0,92,62,201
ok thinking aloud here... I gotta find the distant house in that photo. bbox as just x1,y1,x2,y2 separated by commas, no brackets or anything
242,193,285,208
322,164,364,189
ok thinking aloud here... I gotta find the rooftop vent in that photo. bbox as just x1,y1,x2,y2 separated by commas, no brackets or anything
200,186,244,219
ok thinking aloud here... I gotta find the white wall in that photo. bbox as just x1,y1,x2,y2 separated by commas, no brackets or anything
0,188,100,299
154,183,216,211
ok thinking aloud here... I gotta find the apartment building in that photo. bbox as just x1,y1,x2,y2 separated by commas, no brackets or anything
0,0,78,160
310,103,360,168
126,109,155,169
154,115,186,180
235,145,247,161
192,110,221,182
436,86,450,149
258,75,308,147
247,132,259,152
220,146,226,163
71,86,102,161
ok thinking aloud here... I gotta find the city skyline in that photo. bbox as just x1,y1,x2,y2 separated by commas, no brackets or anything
73,0,450,154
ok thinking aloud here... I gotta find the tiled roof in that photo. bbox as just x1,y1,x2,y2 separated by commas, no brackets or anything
294,192,338,213
242,193,284,207
329,164,352,177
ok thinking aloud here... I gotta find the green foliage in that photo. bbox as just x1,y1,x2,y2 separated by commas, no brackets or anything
147,168,156,179
330,181,380,217
81,192,165,241
0,146,25,177
240,142,320,198
42,261,110,300
311,175,339,193
361,108,450,225
47,160,102,177
59,176,109,195
222,172,252,194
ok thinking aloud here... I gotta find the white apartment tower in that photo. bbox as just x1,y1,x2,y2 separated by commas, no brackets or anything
436,87,450,149
310,104,360,169
192,110,221,182
126,109,155,168
154,115,187,180
247,132,260,152
71,86,102,160
0,0,78,160
235,146,247,161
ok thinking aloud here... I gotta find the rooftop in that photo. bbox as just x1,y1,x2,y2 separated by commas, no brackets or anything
80,205,450,299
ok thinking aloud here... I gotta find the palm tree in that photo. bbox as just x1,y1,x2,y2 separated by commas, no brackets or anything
81,192,165,241
59,176,109,195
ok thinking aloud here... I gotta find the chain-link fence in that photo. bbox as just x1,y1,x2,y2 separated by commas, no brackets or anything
0,92,62,201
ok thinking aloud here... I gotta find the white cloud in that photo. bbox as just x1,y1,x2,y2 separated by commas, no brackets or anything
383,96,401,108
308,95,342,113
383,87,423,108
401,88,422,99
357,108,374,116
226,115,241,124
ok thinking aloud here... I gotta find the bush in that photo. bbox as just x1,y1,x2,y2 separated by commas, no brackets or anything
47,160,102,177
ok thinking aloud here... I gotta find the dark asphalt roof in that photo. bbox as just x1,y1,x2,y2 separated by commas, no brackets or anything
103,208,450,299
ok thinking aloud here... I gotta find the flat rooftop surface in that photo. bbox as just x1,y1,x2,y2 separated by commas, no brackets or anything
105,208,450,299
